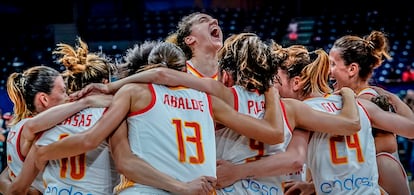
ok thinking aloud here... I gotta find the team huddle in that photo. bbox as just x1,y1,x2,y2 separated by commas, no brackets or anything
1,12,414,195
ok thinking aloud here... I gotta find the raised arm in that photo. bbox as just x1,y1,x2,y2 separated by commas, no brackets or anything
290,87,360,135
216,128,310,189
109,121,216,195
71,67,233,104
212,87,285,144
20,94,112,157
35,84,138,164
371,86,414,119
359,98,414,139
22,94,112,140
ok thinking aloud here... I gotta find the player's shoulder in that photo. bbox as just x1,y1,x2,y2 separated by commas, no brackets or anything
120,83,148,92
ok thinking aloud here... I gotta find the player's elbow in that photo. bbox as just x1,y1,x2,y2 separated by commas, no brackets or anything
81,135,101,151
152,68,172,85
291,160,305,172
23,120,37,137
291,155,306,171
343,120,361,135
114,159,127,175
273,130,285,144
115,157,134,176
265,129,284,145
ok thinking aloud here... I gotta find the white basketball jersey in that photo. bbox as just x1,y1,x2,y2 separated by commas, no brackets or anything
305,94,381,194
7,118,45,192
359,87,409,190
216,85,302,195
36,107,119,195
116,83,216,194
357,87,378,97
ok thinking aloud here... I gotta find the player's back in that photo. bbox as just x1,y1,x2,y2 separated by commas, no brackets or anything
305,94,381,195
37,107,119,195
7,118,45,192
216,85,297,195
118,83,216,194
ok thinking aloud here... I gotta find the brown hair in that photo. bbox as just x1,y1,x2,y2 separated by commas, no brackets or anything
137,42,186,73
272,44,332,96
176,12,201,60
218,33,276,94
53,37,116,94
331,30,392,80
7,66,61,125
123,40,162,75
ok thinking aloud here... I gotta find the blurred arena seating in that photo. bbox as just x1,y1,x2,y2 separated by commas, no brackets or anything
0,2,412,92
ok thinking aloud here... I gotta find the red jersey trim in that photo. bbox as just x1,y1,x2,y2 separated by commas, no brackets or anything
280,100,293,133
207,94,213,119
186,62,218,79
16,125,25,161
357,100,371,122
230,87,239,111
128,83,156,117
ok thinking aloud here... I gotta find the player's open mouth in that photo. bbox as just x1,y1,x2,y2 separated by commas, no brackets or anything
211,28,220,38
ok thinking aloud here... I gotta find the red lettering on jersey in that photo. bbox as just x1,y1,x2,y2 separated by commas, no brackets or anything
78,114,85,126
6,131,16,144
86,115,92,126
171,95,177,107
178,97,185,109
62,117,72,125
60,114,93,127
247,100,265,114
163,94,170,106
331,102,341,111
191,99,200,110
184,98,192,109
163,94,204,112
321,102,341,113
73,114,80,126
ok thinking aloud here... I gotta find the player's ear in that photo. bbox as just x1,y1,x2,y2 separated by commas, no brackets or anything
185,36,195,45
34,92,48,111
221,70,234,87
292,76,301,92
348,62,359,77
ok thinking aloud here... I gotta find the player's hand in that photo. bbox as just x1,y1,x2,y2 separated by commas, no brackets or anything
83,94,113,108
70,83,110,101
216,159,241,189
335,87,355,97
283,180,315,195
33,145,48,172
179,176,216,195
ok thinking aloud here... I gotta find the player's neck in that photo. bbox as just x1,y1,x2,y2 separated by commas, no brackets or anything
189,57,218,77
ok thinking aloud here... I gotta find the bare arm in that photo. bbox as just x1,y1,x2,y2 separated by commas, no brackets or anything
109,121,216,194
291,87,360,135
72,68,233,104
359,98,414,139
35,85,137,164
212,87,285,144
0,166,41,195
22,94,112,143
371,86,414,119
7,145,40,195
216,129,310,189
0,166,11,194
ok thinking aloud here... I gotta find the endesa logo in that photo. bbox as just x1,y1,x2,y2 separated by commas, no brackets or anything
45,185,93,195
221,179,282,195
319,174,375,194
